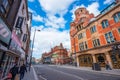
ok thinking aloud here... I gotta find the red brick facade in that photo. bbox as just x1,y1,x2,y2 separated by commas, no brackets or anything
70,1,120,69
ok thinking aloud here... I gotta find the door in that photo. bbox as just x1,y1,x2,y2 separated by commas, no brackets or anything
110,51,120,69
95,53,106,67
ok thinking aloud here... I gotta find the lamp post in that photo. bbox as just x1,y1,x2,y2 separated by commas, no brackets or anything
29,28,40,71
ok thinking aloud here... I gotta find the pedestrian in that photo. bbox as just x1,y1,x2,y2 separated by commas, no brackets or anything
10,64,19,80
105,60,112,70
19,64,27,80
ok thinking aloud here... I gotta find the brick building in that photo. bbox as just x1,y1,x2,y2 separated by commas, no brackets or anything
0,0,30,79
42,43,71,64
70,1,120,69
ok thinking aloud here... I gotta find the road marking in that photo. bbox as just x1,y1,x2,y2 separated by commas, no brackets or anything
47,67,86,80
39,75,47,80
32,66,39,80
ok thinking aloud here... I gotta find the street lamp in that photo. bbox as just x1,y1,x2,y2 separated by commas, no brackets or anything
29,28,40,70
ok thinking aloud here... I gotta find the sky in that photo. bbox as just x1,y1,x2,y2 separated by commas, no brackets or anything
28,0,115,59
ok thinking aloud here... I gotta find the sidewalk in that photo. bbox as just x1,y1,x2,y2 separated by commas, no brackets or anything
22,66,39,80
54,65,120,76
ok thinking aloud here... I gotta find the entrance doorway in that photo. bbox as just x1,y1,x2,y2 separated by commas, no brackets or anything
95,53,106,67
110,51,120,69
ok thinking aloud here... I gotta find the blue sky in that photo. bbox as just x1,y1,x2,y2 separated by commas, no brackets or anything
28,0,115,59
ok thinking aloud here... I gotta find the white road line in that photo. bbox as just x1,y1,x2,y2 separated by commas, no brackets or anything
39,75,47,80
32,66,39,80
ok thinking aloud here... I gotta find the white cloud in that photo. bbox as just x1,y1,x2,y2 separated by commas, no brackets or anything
70,2,100,20
28,7,44,22
28,0,34,2
45,15,66,29
32,14,43,22
31,27,70,59
104,0,114,4
86,2,100,16
38,0,75,29
28,7,35,13
39,0,74,15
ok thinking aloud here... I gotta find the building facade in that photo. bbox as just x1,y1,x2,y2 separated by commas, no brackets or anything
0,0,30,79
70,1,120,69
42,43,70,65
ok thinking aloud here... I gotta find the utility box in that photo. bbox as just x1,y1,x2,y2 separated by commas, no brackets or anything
92,63,101,71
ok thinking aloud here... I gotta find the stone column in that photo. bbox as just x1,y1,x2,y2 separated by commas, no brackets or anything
92,54,96,63
105,52,113,68
76,55,80,67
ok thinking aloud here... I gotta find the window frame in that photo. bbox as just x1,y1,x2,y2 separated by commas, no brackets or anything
113,12,120,23
90,25,96,34
92,39,100,47
105,32,115,44
101,20,109,29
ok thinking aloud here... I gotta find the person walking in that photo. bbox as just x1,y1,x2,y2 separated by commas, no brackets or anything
105,60,112,70
10,64,19,80
19,64,27,80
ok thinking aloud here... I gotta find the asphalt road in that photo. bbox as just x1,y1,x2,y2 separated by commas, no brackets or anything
34,64,120,80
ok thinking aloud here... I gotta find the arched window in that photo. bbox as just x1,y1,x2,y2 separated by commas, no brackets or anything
101,20,109,29
113,12,120,23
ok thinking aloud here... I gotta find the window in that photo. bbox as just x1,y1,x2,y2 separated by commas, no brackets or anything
105,32,115,44
78,32,86,40
0,0,10,15
90,25,96,34
16,29,22,39
93,39,100,47
79,41,88,51
113,12,120,23
77,24,83,31
118,28,120,34
15,17,24,29
101,20,109,28
23,34,27,42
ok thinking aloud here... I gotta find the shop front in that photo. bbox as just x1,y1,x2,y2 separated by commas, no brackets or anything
0,17,11,79
77,43,120,69
78,54,93,67
110,44,120,69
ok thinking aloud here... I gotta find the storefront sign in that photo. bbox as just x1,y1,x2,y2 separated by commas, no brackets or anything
0,17,11,45
9,31,22,55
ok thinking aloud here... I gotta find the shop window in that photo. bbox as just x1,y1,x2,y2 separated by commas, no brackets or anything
101,20,109,29
113,12,120,23
105,32,115,44
111,54,117,63
97,55,105,62
90,25,96,34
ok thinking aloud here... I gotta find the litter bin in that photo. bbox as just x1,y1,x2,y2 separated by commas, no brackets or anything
92,63,101,71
